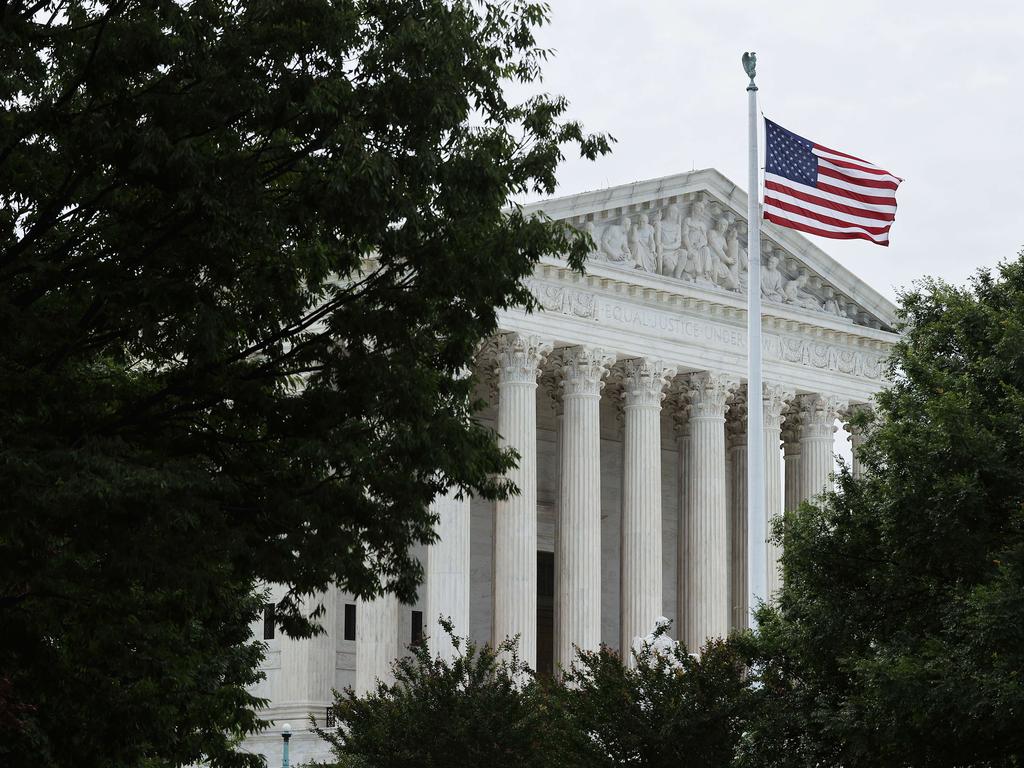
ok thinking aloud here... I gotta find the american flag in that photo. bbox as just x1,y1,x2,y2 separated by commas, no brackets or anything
763,118,902,246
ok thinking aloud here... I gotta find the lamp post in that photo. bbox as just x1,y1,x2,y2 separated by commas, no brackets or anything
281,723,291,768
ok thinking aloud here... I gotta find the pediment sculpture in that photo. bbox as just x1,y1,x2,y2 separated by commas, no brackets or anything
574,195,877,328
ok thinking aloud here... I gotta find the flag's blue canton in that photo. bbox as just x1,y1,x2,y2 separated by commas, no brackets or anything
765,120,817,186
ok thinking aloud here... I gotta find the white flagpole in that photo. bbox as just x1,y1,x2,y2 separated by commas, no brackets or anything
742,52,766,630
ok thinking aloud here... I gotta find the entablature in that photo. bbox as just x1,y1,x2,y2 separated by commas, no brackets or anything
496,262,899,403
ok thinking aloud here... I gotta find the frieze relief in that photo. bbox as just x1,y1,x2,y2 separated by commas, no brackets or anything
521,280,888,382
527,280,597,320
764,335,884,380
572,193,883,330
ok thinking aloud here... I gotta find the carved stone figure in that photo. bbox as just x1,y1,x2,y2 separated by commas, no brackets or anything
725,224,748,290
629,214,658,273
707,216,739,291
761,253,785,301
632,616,683,667
654,204,686,278
822,289,846,317
682,201,711,283
580,202,861,325
600,218,631,263
783,272,823,311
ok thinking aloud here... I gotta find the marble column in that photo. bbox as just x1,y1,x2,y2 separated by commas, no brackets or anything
797,394,844,503
618,358,676,661
782,407,802,514
491,333,550,668
425,487,471,662
279,587,339,716
672,395,691,642
554,346,613,672
778,408,801,596
843,403,871,480
763,384,794,600
355,589,398,696
726,392,748,631
681,371,735,650
550,373,565,673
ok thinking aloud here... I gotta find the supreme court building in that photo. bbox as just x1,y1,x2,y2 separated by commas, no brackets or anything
242,169,898,764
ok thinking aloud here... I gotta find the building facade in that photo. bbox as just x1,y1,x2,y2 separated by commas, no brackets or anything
241,169,898,765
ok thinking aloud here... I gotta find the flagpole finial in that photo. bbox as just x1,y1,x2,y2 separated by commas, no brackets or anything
742,51,757,90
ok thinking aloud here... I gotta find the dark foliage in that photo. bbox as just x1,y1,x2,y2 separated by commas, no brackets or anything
316,621,575,768
0,2,609,766
746,254,1024,767
558,633,753,768
317,621,755,768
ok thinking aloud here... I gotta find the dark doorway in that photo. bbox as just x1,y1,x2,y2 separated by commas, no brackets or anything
537,551,554,678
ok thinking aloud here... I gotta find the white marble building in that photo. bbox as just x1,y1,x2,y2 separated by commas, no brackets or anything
241,169,897,765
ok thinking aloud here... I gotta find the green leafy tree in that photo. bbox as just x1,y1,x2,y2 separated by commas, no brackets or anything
317,621,753,768
558,630,753,768
0,1,609,766
315,621,574,768
746,256,1024,767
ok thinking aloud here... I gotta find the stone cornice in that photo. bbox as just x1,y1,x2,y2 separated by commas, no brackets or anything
529,261,898,352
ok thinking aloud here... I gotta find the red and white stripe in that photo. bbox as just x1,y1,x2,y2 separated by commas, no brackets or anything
764,143,902,246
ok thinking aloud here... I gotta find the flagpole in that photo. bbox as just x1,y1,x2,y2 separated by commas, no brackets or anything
742,52,766,630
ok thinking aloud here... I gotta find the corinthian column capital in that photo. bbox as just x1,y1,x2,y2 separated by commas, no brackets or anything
485,332,552,386
795,393,845,439
840,402,873,435
726,388,747,450
666,377,690,427
669,395,691,437
616,358,677,408
841,402,873,479
762,382,796,429
781,405,801,454
555,346,615,398
682,371,737,419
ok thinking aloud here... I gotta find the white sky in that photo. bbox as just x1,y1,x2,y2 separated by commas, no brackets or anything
518,0,1024,302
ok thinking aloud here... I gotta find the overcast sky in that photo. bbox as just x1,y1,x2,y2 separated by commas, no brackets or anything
517,0,1023,302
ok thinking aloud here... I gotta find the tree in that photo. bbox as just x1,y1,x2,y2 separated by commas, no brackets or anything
317,621,754,768
558,633,753,768
746,256,1024,767
0,2,609,766
316,622,574,768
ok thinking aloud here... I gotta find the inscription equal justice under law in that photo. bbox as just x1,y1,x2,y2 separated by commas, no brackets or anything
526,280,884,381
602,301,745,350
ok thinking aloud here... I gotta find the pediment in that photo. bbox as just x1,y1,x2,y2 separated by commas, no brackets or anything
522,169,899,333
